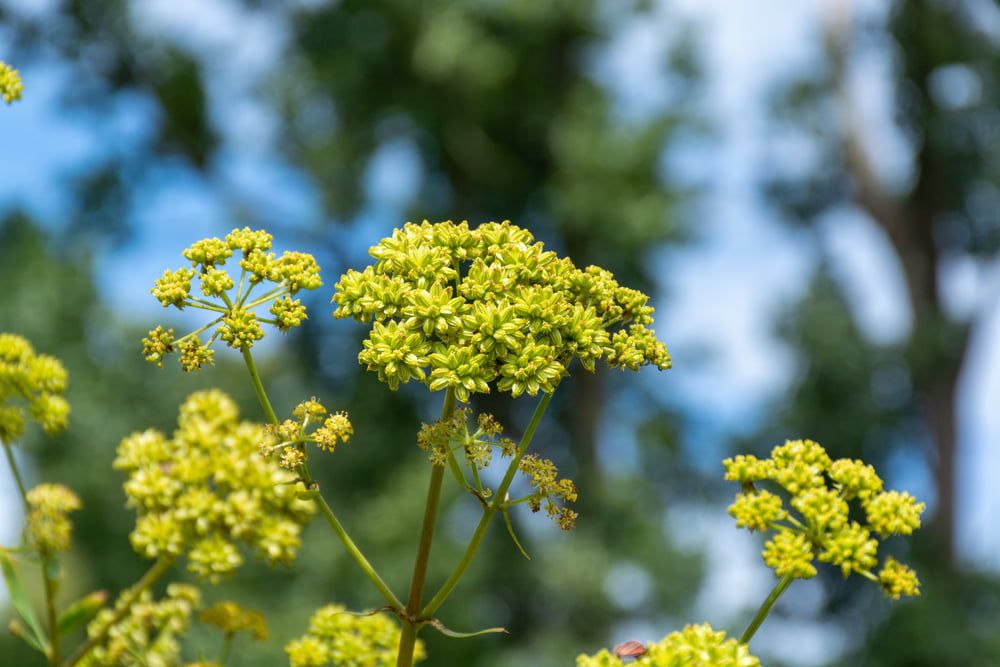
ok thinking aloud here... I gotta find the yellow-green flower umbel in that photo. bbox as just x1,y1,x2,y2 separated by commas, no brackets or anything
143,228,322,371
286,605,425,667
0,61,23,104
723,439,924,600
114,390,316,581
576,624,760,667
0,333,70,442
333,220,671,402
78,584,200,667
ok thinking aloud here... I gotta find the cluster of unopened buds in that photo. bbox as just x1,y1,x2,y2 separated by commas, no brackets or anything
0,332,70,441
333,220,671,402
114,390,316,581
725,438,923,599
143,227,322,371
0,60,22,104
576,624,759,667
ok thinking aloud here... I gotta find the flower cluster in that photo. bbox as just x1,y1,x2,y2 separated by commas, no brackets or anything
79,584,201,667
199,601,268,641
0,61,23,104
416,408,577,529
25,483,81,553
143,228,322,371
518,453,578,530
114,390,316,581
0,333,70,442
259,399,353,472
724,439,924,599
333,221,671,402
576,624,759,667
285,605,425,667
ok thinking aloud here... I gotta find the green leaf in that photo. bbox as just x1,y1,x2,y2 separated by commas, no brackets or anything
422,618,507,638
8,619,48,653
502,509,531,560
0,550,50,655
58,590,108,637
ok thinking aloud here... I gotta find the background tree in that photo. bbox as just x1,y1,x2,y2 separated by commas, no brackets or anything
760,1,1000,664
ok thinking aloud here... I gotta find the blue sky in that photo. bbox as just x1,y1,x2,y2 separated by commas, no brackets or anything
2,0,1000,662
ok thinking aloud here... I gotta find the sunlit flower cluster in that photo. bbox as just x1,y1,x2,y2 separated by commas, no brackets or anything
259,398,353,472
25,483,81,553
0,333,70,442
143,228,322,371
416,408,577,529
114,390,316,581
79,583,201,667
724,439,924,599
0,61,23,104
333,220,671,402
576,624,759,667
199,600,268,641
285,605,424,667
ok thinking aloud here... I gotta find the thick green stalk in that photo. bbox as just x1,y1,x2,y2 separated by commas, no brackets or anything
238,346,403,612
739,573,794,645
421,390,554,618
63,557,173,667
396,389,456,667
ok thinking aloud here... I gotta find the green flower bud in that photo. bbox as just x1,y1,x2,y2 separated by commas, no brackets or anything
183,238,233,267
864,491,924,537
728,491,785,532
200,267,234,297
762,531,817,579
152,268,196,308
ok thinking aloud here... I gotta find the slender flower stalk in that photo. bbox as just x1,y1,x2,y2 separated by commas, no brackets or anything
239,346,403,613
2,439,29,512
739,573,794,644
422,390,554,618
396,389,456,667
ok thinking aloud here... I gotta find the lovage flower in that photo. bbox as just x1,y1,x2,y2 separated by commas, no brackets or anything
333,220,670,402
723,439,925,599
143,228,322,371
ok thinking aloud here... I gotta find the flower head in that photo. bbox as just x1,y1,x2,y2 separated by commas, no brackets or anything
286,605,424,667
26,483,82,552
1,61,23,104
143,229,322,370
576,624,759,667
0,333,70,441
79,584,200,667
259,398,353,471
115,390,315,581
723,438,924,599
333,220,670,401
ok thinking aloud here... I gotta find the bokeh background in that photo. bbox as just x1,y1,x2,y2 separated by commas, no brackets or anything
2,0,999,665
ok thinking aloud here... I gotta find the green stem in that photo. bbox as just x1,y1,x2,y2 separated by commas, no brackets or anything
238,347,403,612
421,390,554,618
240,346,279,424
219,632,233,665
43,554,59,666
4,439,62,664
739,573,794,645
396,389,456,667
2,439,29,513
63,557,173,667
